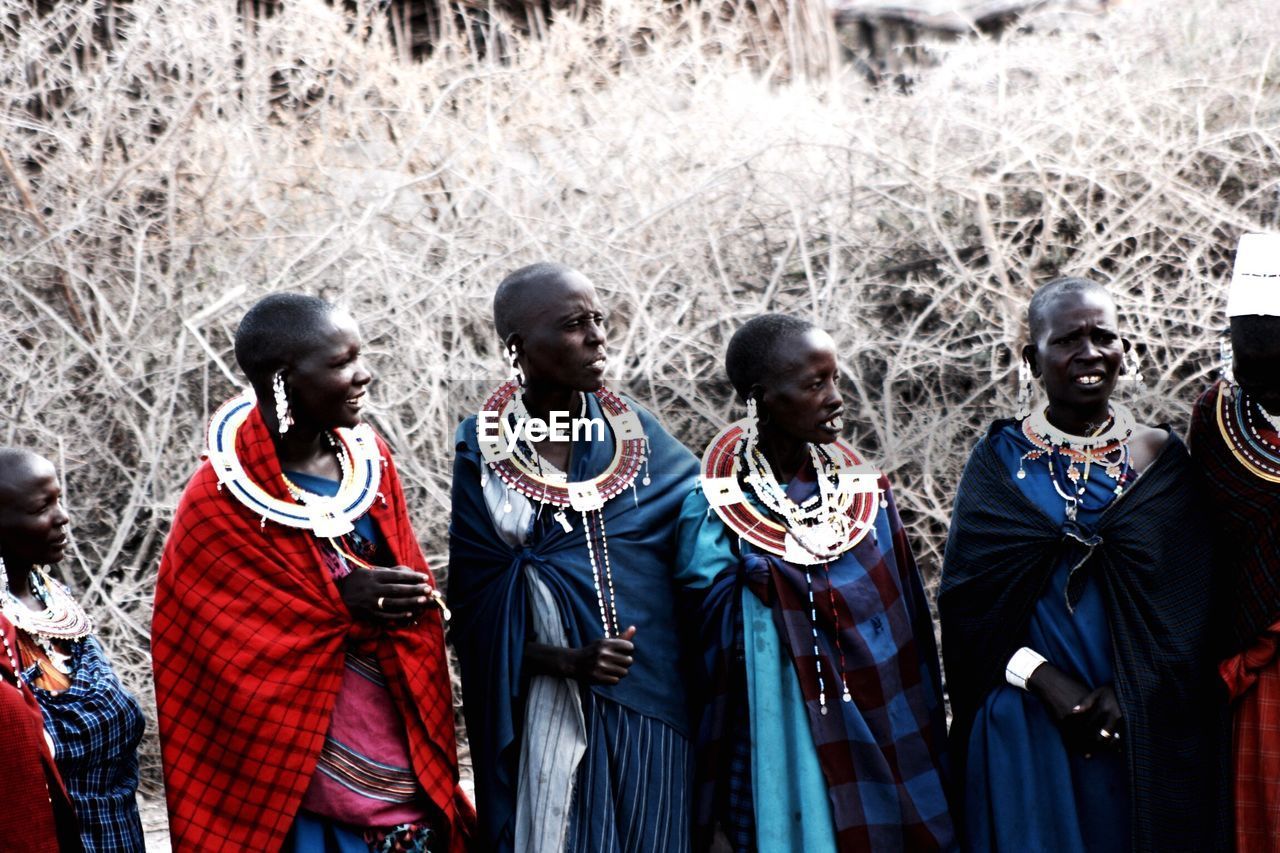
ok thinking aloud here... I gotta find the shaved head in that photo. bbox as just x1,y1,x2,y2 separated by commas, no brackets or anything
0,447,44,499
1027,277,1111,343
493,262,579,343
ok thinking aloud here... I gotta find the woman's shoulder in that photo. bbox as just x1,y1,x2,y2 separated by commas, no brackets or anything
1131,422,1180,472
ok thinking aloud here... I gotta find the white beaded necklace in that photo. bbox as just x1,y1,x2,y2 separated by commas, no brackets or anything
1,567,93,676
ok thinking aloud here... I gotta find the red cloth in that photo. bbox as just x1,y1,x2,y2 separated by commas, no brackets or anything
153,403,473,852
1222,625,1280,853
0,616,83,853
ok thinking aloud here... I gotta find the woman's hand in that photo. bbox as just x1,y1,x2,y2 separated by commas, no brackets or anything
525,626,638,685
1027,663,1124,756
1059,685,1124,756
337,566,433,624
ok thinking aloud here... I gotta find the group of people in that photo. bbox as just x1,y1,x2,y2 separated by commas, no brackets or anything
1,234,1278,853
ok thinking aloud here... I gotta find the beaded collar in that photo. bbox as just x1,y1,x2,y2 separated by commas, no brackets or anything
476,381,652,637
476,380,649,513
699,418,883,566
1,567,93,677
1016,401,1136,519
207,391,383,538
1217,384,1280,484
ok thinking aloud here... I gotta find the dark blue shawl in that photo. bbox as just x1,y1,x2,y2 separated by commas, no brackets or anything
939,421,1229,852
447,392,699,850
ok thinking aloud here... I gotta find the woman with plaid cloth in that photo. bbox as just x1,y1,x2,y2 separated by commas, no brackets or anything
676,315,954,852
940,278,1227,852
153,294,473,852
0,448,144,852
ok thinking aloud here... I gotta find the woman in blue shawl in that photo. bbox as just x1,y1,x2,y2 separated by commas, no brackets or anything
938,278,1227,852
447,263,699,853
676,315,953,852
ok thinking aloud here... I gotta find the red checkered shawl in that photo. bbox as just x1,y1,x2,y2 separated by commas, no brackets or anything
153,403,472,852
0,616,83,853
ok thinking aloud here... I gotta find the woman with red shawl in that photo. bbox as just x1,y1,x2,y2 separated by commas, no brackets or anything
1,614,84,853
153,293,473,852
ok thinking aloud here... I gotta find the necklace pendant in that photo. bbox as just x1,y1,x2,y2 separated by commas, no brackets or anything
1016,468,1027,479
553,510,573,533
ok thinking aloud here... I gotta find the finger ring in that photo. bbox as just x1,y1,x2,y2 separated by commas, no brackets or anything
377,597,386,609
1099,728,1113,740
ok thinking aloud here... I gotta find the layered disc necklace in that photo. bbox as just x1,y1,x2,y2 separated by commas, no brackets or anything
1,567,93,676
477,380,649,637
1018,401,1135,519
208,390,383,538
699,419,882,565
700,418,884,714
1218,384,1280,484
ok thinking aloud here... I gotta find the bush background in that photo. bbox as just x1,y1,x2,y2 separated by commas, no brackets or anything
2,0,1277,820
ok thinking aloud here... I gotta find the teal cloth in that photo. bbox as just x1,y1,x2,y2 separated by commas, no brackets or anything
676,493,838,853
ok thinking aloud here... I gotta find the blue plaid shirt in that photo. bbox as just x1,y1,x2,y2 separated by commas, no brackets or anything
25,635,146,852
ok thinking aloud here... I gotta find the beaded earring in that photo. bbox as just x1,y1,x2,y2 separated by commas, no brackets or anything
744,396,760,443
273,371,293,436
1121,346,1146,392
509,344,524,388
0,554,7,598
1220,337,1235,384
1015,359,1034,421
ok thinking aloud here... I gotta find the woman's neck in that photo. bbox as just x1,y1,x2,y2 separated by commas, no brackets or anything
756,426,808,484
1044,400,1112,437
3,558,36,604
271,422,337,477
520,383,582,424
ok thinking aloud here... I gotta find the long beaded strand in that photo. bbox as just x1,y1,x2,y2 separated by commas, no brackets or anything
2,628,23,692
583,511,619,637
803,565,830,715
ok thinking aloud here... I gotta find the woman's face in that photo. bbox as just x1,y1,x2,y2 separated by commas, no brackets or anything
758,328,844,445
515,271,608,392
1231,316,1280,415
0,455,70,569
284,309,373,432
1025,289,1126,416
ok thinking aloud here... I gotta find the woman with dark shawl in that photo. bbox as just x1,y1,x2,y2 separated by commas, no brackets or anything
940,277,1227,852
448,262,700,853
1190,233,1280,850
676,315,953,852
153,293,473,852
0,448,144,852
0,613,84,853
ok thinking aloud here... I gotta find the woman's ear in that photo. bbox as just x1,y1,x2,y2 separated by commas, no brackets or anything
1021,344,1041,378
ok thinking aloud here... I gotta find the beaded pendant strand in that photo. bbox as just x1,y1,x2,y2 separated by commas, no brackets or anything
476,382,649,637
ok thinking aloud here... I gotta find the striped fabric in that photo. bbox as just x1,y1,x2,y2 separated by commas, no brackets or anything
514,563,588,853
567,689,692,853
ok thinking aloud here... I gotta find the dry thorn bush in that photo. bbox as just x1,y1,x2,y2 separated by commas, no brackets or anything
1,0,1277,796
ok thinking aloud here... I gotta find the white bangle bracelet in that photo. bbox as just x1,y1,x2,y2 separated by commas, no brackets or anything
1005,647,1047,691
